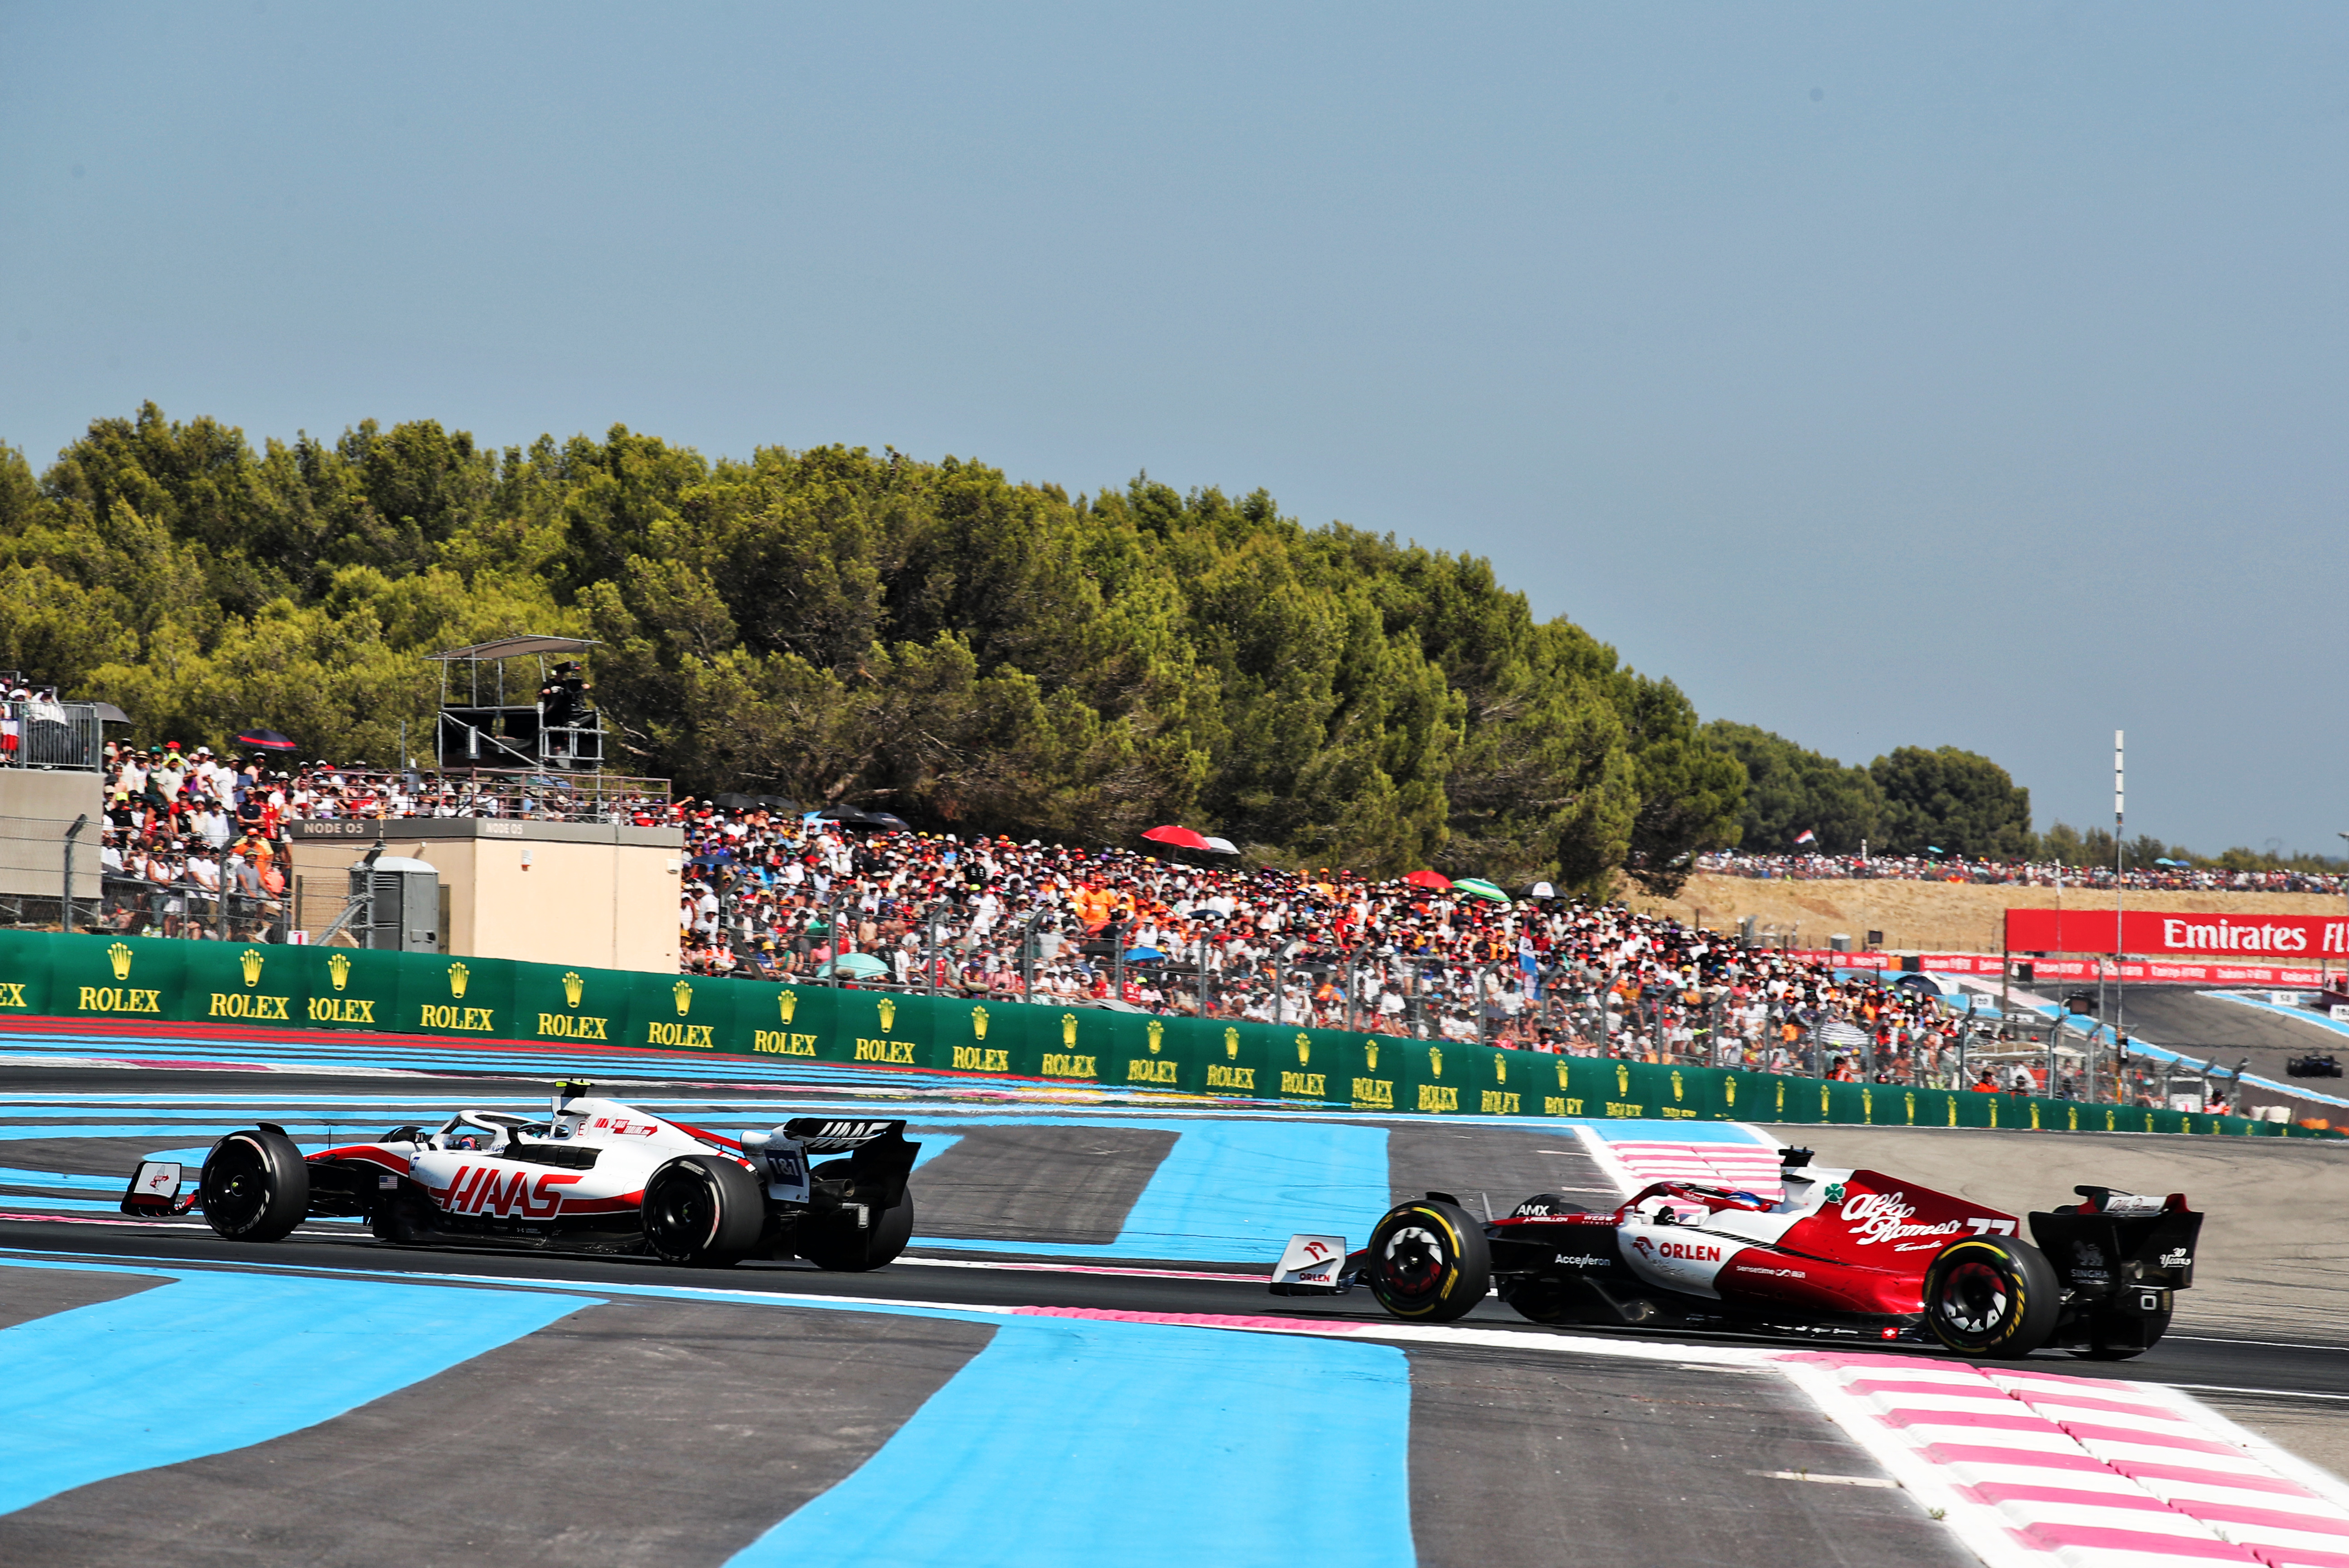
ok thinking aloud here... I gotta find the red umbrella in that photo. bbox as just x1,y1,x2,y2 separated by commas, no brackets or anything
1401,869,1452,891
1142,825,1213,851
234,728,298,752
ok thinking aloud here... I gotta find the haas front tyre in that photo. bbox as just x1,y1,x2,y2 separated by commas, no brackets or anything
199,1127,311,1242
1365,1198,1491,1322
642,1155,766,1267
1922,1235,2062,1357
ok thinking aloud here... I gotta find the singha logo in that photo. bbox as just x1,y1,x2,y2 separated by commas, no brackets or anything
1296,1033,1311,1066
673,979,692,1017
1147,1018,1162,1054
447,962,470,999
972,1005,989,1040
328,952,351,991
1225,1027,1240,1060
107,941,133,981
2070,1239,2110,1284
877,996,896,1032
778,989,798,1024
562,970,584,1008
239,948,265,986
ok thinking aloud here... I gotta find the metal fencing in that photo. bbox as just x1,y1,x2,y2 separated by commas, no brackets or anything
0,700,104,772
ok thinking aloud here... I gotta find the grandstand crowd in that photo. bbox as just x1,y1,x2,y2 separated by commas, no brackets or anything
1697,849,2344,895
60,743,2211,1102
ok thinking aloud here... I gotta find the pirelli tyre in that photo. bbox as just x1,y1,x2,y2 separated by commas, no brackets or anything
795,1159,914,1272
1365,1198,1491,1322
198,1127,310,1242
642,1155,766,1267
1922,1234,2062,1357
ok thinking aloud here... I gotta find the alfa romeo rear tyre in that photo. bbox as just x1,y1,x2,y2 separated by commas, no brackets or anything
796,1158,914,1271
2069,1305,2172,1361
199,1128,310,1242
1365,1198,1491,1322
1922,1235,2062,1357
642,1155,765,1267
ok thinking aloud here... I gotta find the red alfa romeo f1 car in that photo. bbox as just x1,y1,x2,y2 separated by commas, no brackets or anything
1272,1144,2200,1359
121,1081,919,1270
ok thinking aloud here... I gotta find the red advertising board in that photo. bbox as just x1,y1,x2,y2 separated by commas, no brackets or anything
1791,950,2331,986
2002,908,2349,959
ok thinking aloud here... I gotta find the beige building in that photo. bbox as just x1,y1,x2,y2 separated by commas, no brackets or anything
287,818,683,973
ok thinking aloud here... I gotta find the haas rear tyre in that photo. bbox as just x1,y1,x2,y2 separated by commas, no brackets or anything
199,1127,310,1242
1366,1198,1491,1322
796,1158,914,1272
642,1155,765,1267
1922,1235,2062,1357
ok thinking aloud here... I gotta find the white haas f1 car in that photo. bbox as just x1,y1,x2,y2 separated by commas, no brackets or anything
1272,1145,2202,1360
121,1081,919,1270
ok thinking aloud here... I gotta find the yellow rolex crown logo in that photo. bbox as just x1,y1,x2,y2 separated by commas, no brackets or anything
1495,1055,1507,1084
1296,1033,1311,1066
1726,1076,1737,1106
239,948,265,986
1616,1062,1630,1095
328,952,351,991
1906,1091,1917,1123
972,1005,989,1040
562,971,584,1008
779,989,798,1024
673,979,693,1017
1147,1018,1162,1054
1556,1060,1568,1089
448,962,470,999
1429,1046,1443,1078
1365,1040,1379,1072
1671,1070,1684,1101
1224,1027,1240,1060
878,996,896,1032
1061,1013,1079,1048
1821,1083,1831,1113
107,941,133,981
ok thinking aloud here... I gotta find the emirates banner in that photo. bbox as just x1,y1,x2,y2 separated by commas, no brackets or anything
1791,950,2334,986
2003,908,2349,959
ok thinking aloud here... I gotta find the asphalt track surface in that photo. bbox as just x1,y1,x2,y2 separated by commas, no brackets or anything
1,1025,2344,1567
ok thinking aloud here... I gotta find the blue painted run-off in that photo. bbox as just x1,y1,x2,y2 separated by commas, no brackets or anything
913,1117,1391,1263
0,1262,596,1513
729,1313,1415,1568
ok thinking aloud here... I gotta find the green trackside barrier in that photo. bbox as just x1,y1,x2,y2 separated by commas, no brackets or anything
0,930,2337,1141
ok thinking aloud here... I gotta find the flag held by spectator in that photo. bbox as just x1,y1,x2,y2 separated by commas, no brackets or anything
1792,829,1816,845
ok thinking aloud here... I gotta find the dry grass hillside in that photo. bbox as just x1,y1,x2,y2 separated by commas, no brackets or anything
1622,873,2345,954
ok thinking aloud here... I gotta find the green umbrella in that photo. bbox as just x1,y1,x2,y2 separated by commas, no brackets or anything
1452,878,1511,905
829,951,891,979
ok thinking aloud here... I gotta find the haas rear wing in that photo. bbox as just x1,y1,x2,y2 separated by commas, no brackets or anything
751,1119,922,1211
121,1161,200,1218
1269,1234,1360,1296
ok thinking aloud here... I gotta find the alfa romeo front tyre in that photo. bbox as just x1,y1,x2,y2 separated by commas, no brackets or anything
1365,1198,1491,1322
198,1127,310,1242
1922,1235,2061,1357
642,1155,765,1267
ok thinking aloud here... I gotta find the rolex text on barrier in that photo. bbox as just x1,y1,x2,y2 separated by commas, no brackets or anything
0,931,2331,1143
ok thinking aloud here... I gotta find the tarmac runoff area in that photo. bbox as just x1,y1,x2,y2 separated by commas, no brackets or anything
0,1028,2343,1567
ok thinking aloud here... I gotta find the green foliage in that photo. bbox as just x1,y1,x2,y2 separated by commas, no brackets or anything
0,404,1758,888
1870,745,2032,860
1704,721,1886,854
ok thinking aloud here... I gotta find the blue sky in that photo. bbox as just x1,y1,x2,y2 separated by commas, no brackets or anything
5,5,2345,854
